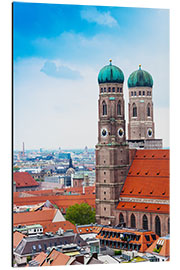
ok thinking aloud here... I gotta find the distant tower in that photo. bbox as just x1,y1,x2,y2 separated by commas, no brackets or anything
69,156,73,168
127,65,162,149
95,60,129,226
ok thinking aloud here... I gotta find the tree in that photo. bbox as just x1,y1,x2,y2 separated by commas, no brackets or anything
66,203,95,225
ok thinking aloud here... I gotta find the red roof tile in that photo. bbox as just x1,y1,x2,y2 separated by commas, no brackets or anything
96,227,158,253
13,194,96,210
145,236,170,257
13,231,26,249
41,220,77,234
13,209,58,226
120,149,169,200
41,249,70,266
13,172,39,188
116,201,169,214
77,225,102,234
32,252,47,265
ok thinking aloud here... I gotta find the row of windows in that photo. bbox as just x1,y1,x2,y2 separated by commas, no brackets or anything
102,101,151,117
120,213,170,236
32,240,69,252
131,90,152,97
102,101,121,115
132,103,151,117
101,87,123,93
100,240,141,251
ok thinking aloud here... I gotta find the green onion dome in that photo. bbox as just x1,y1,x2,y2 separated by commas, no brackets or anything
128,65,153,88
98,60,124,84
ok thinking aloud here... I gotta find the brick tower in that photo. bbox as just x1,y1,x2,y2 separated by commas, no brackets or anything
128,64,155,140
95,60,129,226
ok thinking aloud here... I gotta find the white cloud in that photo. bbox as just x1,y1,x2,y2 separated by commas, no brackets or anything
81,7,118,27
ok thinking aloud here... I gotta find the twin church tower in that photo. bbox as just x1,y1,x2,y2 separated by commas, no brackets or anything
95,60,162,225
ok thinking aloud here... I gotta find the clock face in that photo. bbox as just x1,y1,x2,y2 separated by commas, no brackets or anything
118,128,124,138
101,128,108,137
147,128,153,137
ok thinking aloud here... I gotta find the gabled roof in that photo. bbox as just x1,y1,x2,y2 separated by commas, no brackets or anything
41,249,70,266
145,235,170,257
13,231,26,249
120,149,169,200
13,172,39,188
13,209,58,226
42,220,77,234
29,251,47,266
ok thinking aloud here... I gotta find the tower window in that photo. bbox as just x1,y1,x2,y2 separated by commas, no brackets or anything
104,88,106,92
131,91,133,96
147,91,149,96
117,101,121,115
112,87,115,92
139,91,141,96
108,87,111,92
104,208,106,211
149,91,151,96
104,172,106,175
117,87,119,92
134,91,137,96
101,88,103,93
143,91,145,96
104,191,106,194
132,103,137,117
120,88,122,93
102,101,107,115
147,103,151,117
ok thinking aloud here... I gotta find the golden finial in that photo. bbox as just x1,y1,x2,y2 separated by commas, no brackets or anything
109,59,112,65
139,64,142,69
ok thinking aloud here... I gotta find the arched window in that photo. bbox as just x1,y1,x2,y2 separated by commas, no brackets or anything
132,103,137,117
147,103,151,117
119,213,124,225
155,216,161,236
168,218,170,234
102,101,107,115
117,101,121,115
142,214,148,230
131,213,136,228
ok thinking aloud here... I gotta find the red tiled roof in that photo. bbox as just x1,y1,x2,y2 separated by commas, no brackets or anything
77,225,102,234
41,249,70,266
116,201,169,214
145,236,170,257
96,227,159,253
13,194,95,210
42,220,77,234
13,209,58,226
32,252,47,265
13,231,26,249
120,149,169,200
13,172,39,188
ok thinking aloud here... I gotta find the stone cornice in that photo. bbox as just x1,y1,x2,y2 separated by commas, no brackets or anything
119,196,169,205
96,165,129,169
96,199,119,204
96,182,123,187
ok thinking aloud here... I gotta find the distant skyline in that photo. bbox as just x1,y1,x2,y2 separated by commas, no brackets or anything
13,2,169,150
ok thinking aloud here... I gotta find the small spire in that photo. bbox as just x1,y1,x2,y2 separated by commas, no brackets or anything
109,59,112,65
139,64,142,70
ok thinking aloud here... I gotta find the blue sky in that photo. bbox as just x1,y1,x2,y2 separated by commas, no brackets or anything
13,2,169,150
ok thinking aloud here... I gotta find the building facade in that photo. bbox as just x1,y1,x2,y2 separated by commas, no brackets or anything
95,60,129,226
95,61,169,236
